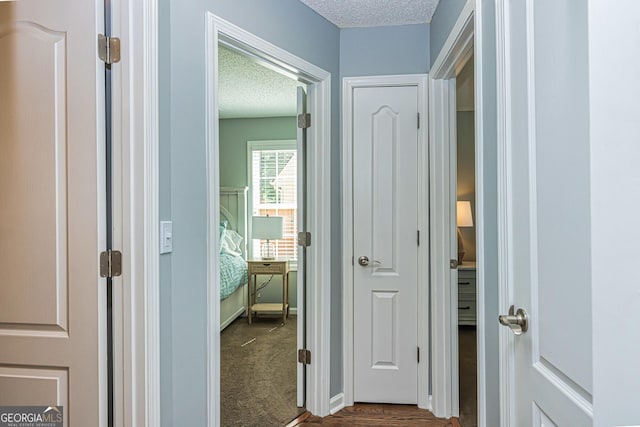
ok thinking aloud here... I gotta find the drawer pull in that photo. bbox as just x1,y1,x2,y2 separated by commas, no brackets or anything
262,263,271,266
459,281,471,285
459,306,471,310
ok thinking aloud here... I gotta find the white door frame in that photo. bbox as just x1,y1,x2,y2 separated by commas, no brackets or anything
205,13,332,423
115,0,161,425
341,74,430,410
428,0,488,424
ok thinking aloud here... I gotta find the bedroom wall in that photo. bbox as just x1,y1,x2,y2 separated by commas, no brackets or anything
457,111,476,261
431,1,500,425
162,1,340,425
457,58,476,261
219,116,299,308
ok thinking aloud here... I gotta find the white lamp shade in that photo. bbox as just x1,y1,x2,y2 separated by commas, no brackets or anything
252,216,284,240
457,201,474,227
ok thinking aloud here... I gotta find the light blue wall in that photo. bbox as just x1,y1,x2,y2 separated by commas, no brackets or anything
158,0,173,424
162,1,339,425
430,0,467,66
340,24,430,77
430,0,500,425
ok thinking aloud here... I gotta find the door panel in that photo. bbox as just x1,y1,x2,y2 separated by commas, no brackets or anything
501,0,592,425
0,1,103,425
353,86,418,404
296,85,307,408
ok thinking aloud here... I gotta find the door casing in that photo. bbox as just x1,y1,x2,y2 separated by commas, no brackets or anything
428,0,489,423
341,74,430,410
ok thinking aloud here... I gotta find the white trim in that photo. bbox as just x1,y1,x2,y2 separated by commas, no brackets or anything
118,0,160,424
206,13,332,422
329,393,345,415
428,0,489,424
473,2,488,427
495,1,514,426
341,74,430,409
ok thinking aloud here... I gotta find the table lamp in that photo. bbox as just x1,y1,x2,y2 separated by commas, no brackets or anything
252,215,283,260
456,201,474,264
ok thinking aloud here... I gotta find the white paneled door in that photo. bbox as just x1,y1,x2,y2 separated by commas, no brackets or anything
0,0,103,425
498,0,593,425
353,85,419,404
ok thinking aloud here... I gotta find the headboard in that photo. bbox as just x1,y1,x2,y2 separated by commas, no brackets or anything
220,186,248,258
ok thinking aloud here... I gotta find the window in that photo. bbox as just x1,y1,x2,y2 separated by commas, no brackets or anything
248,141,297,261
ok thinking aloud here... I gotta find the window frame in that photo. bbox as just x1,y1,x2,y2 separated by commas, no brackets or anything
247,139,298,267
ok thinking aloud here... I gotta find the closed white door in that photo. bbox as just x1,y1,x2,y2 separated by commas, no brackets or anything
498,0,593,425
353,85,419,404
0,0,104,425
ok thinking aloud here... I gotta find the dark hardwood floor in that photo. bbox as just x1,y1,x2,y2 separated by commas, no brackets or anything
288,404,461,427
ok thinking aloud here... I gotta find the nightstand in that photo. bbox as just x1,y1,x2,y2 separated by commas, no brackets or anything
246,259,290,324
458,261,477,326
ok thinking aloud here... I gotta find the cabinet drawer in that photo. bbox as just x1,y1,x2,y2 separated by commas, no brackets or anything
458,295,477,325
249,262,286,274
458,277,476,295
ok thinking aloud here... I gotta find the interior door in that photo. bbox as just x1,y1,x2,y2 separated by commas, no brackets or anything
296,85,307,408
353,85,419,404
499,0,593,425
0,1,104,425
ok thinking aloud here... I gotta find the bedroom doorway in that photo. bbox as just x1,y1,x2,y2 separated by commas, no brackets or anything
217,42,307,426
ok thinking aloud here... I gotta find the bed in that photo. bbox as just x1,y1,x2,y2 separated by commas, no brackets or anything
219,187,249,331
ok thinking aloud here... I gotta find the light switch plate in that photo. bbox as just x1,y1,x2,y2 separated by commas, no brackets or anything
160,221,173,254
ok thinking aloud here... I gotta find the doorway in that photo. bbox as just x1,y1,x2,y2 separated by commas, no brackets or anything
455,54,477,427
217,42,305,425
205,14,333,424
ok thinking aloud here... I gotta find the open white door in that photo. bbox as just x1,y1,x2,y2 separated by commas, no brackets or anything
497,0,593,425
296,85,307,408
0,0,105,425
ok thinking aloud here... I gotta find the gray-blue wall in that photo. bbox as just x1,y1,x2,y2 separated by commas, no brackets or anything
431,1,500,425
161,1,339,425
430,0,467,66
340,24,430,77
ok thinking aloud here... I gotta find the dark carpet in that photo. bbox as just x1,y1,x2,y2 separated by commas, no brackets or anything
458,327,477,427
221,315,301,427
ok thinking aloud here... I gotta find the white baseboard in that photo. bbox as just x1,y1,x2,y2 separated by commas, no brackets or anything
329,393,345,415
290,308,297,315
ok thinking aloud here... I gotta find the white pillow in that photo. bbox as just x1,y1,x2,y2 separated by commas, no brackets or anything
220,230,243,256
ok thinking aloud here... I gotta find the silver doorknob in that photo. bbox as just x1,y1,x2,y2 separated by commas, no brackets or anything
499,305,528,335
358,256,370,266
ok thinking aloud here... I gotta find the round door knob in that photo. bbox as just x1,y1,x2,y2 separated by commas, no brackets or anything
358,256,369,266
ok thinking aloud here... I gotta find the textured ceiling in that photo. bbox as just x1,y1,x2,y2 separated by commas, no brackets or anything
218,45,299,119
300,0,440,28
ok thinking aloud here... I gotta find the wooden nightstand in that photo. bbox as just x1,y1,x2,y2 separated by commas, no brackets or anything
247,259,290,324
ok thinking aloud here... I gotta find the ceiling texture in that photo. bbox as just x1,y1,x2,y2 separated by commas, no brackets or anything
218,0,440,119
300,0,440,28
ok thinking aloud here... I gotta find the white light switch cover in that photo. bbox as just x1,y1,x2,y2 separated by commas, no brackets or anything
160,221,173,254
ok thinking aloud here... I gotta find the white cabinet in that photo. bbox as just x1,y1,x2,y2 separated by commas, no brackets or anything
458,263,476,326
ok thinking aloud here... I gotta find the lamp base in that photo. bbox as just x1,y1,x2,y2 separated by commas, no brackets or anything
260,240,276,260
458,251,466,265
